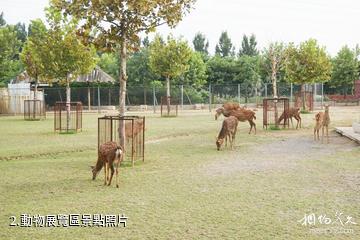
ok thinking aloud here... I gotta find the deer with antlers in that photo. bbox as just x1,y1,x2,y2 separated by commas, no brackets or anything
91,141,123,188
216,116,239,151
314,105,330,143
278,107,302,129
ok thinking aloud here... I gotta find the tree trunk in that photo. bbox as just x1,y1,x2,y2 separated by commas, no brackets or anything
119,40,128,148
271,62,279,128
143,85,147,105
66,79,71,131
87,83,91,111
166,76,171,115
33,78,38,119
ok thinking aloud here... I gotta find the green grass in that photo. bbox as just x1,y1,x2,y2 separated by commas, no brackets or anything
0,111,359,239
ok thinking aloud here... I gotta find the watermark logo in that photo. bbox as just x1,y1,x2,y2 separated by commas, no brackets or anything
298,211,357,235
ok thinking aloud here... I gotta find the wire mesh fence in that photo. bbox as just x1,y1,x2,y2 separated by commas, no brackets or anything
1,82,332,114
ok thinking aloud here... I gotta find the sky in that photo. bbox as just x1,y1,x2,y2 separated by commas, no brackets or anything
1,0,360,55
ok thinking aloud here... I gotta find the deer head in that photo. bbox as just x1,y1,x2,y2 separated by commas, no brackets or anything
91,166,98,180
216,138,224,151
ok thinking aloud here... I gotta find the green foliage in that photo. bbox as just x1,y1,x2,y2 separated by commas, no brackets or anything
330,45,359,94
149,35,192,80
235,55,261,97
20,19,48,83
0,12,6,27
193,32,209,55
215,31,235,57
98,53,119,80
238,34,258,57
128,47,159,87
51,0,196,52
178,51,207,87
0,25,22,84
41,7,97,84
206,55,239,84
285,39,332,85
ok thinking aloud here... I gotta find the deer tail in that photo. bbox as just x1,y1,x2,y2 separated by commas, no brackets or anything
116,146,123,160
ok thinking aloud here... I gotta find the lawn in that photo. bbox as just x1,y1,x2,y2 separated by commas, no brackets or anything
0,107,359,239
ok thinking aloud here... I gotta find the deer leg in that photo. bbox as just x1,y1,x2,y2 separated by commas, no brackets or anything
253,121,256,135
326,125,329,143
248,121,252,134
314,128,316,141
104,162,108,185
290,117,294,128
299,116,302,128
108,164,115,186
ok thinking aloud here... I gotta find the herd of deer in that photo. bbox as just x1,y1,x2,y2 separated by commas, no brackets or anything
215,102,331,151
92,102,331,187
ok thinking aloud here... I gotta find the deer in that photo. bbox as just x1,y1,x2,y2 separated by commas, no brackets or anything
91,141,123,188
278,107,302,129
216,108,256,134
314,105,330,143
215,102,243,120
216,116,239,151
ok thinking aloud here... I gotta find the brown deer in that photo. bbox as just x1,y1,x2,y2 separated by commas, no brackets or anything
226,108,257,134
278,107,302,129
125,119,144,139
216,116,239,150
215,102,243,120
314,105,330,143
91,141,123,188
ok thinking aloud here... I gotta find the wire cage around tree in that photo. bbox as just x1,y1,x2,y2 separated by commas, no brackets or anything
54,102,83,133
160,96,178,117
294,91,314,111
98,115,145,166
24,100,46,121
263,98,290,129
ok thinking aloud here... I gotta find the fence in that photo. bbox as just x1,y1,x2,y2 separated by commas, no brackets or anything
0,83,332,114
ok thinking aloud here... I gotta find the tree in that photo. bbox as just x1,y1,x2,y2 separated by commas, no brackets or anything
43,8,97,130
52,0,195,144
330,46,359,96
235,55,261,102
285,39,332,109
206,55,239,85
262,42,288,98
0,25,22,85
238,34,258,57
149,35,192,114
193,32,209,56
0,12,5,27
127,46,159,104
20,19,48,100
215,31,235,57
179,51,207,88
98,53,119,80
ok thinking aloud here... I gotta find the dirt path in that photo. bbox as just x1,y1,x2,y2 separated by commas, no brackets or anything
205,130,359,176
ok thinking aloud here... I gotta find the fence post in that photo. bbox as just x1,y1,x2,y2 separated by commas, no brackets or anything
153,86,156,113
238,84,241,104
313,84,317,108
181,85,184,110
321,83,324,109
209,84,212,112
265,83,268,98
97,86,100,114
290,83,293,105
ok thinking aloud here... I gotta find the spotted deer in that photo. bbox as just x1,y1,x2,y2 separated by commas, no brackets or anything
278,107,302,129
92,141,123,188
216,116,239,151
314,105,330,143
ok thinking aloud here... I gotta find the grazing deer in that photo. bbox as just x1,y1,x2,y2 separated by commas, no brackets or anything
216,116,239,150
278,107,302,129
92,141,123,188
314,105,330,143
216,107,256,134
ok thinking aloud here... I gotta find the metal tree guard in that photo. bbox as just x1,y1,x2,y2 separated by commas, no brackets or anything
263,98,290,129
24,100,46,121
54,102,83,133
98,115,145,166
161,96,178,117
